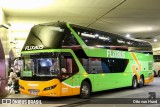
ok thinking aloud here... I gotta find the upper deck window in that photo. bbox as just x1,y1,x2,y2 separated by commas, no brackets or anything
22,25,66,51
70,25,152,53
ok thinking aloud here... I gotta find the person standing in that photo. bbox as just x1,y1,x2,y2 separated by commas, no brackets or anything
8,68,17,86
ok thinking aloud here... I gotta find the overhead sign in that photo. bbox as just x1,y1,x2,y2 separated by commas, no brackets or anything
25,45,43,51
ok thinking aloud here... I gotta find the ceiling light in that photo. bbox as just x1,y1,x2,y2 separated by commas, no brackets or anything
2,0,55,9
153,39,157,42
10,23,34,31
124,26,154,33
99,36,109,41
126,34,130,38
147,27,152,31
81,33,95,38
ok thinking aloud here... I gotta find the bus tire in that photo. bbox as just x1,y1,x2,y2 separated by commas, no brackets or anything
158,71,160,77
139,76,144,87
80,81,91,99
132,76,138,89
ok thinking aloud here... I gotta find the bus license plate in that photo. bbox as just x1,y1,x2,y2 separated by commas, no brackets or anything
30,91,38,95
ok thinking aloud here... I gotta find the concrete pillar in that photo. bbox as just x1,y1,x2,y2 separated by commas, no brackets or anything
0,39,8,97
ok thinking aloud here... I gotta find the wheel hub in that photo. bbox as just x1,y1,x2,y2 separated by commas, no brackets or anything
81,85,89,95
134,79,137,87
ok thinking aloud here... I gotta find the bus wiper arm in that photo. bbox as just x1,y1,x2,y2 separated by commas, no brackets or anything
32,33,47,47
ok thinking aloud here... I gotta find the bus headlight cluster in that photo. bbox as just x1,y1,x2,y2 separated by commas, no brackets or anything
19,85,25,89
43,85,56,91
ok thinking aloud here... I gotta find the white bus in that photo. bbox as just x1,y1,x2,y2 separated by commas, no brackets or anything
154,55,160,76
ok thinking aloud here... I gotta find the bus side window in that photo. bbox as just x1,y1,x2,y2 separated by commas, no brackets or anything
82,58,90,73
89,58,103,74
101,58,129,73
101,58,110,73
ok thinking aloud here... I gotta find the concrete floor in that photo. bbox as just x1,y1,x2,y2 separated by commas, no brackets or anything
0,77,160,107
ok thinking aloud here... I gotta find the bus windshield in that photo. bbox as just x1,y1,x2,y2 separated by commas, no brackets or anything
21,52,78,81
24,57,60,77
21,52,61,80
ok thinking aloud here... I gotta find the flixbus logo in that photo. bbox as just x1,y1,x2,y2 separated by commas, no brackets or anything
107,50,125,58
25,45,43,51
28,83,39,87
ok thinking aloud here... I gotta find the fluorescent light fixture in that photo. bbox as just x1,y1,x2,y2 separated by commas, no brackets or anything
81,33,110,41
117,39,125,44
81,33,95,38
99,36,109,40
126,34,130,38
2,0,55,9
147,27,152,31
10,23,33,31
153,39,157,42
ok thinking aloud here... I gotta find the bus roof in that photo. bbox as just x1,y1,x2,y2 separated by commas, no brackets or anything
70,23,151,47
38,21,151,47
22,21,152,52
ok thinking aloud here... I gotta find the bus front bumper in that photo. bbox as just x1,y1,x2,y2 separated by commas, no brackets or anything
19,79,61,97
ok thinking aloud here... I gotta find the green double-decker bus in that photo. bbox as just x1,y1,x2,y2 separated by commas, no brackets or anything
19,22,154,98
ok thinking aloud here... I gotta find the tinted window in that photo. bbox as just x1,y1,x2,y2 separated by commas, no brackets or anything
81,57,129,74
71,25,152,53
82,58,103,74
154,55,160,62
22,25,65,51
62,32,79,46
101,58,129,73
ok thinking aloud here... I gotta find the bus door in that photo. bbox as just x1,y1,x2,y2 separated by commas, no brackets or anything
60,53,79,96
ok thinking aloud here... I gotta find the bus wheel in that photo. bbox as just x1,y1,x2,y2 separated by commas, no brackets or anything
132,76,138,89
80,81,91,99
139,76,144,87
158,71,160,77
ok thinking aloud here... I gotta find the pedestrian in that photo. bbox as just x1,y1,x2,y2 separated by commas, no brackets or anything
8,68,17,86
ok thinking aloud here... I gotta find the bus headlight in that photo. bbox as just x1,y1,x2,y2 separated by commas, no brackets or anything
43,85,56,91
19,85,25,89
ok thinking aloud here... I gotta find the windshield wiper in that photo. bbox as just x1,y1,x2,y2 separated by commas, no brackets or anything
32,32,47,47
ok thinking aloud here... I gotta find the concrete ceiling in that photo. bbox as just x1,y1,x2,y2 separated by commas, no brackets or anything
1,0,160,54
